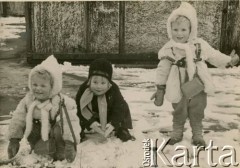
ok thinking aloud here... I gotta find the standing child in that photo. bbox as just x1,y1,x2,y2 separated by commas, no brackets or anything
151,2,239,146
76,58,134,142
7,55,81,162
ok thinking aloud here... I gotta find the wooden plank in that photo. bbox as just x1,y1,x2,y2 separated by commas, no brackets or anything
86,2,90,53
119,1,125,54
88,2,119,53
29,53,157,60
8,2,25,16
223,0,239,55
32,2,86,53
25,2,32,52
2,2,9,17
231,1,240,57
220,0,228,53
27,52,159,65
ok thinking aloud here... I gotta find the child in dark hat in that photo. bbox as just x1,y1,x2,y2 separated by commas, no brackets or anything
76,58,134,142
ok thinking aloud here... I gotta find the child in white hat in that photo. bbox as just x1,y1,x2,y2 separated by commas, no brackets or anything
7,55,81,162
151,2,239,146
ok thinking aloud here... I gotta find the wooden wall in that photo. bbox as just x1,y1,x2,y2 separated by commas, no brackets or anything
31,2,86,53
125,1,222,53
0,2,25,16
27,1,231,62
87,2,119,53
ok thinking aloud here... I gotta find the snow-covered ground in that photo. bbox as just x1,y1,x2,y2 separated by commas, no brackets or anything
0,17,25,51
0,16,240,168
1,64,240,168
0,17,25,40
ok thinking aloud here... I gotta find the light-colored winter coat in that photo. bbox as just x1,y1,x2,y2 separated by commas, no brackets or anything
156,2,231,103
8,56,81,143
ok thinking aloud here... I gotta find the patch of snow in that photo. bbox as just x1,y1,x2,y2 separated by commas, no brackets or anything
0,17,25,40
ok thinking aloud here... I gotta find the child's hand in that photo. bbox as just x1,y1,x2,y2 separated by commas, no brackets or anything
90,122,105,136
8,138,20,159
151,85,166,106
104,124,114,138
151,90,165,106
64,140,76,163
228,50,239,67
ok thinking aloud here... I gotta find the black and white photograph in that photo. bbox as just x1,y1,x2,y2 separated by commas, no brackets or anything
0,1,240,167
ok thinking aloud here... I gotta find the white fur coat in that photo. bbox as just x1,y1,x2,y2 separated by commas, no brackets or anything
8,56,81,143
156,2,231,103
8,92,81,143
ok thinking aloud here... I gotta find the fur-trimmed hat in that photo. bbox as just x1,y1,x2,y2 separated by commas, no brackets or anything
167,2,198,42
88,58,113,81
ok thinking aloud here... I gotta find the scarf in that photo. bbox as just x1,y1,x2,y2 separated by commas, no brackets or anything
80,88,108,131
161,40,215,103
24,95,60,141
171,40,196,80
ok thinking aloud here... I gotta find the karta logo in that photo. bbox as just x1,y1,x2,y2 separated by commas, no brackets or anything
142,138,239,167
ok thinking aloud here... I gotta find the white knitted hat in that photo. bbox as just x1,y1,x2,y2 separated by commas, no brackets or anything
28,55,62,98
167,2,198,42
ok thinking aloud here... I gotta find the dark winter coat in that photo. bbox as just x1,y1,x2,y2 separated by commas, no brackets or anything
76,81,133,134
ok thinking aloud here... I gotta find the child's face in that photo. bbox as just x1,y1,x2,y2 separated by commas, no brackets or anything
90,76,110,96
171,17,191,43
31,74,52,101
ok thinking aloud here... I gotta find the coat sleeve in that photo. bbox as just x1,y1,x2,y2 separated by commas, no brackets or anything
155,59,172,85
109,83,132,130
155,44,174,86
8,96,27,140
60,95,81,144
200,38,231,68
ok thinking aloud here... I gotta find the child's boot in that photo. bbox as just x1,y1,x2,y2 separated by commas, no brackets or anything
190,121,206,147
116,127,134,142
169,121,184,145
54,142,65,161
170,97,188,145
52,124,65,161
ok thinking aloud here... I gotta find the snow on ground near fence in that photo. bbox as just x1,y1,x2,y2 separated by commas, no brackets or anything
0,17,25,40
0,17,25,52
1,63,240,168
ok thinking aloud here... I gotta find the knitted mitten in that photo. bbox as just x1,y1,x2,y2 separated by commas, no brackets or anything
151,85,166,106
8,138,20,159
228,50,239,67
53,141,65,161
64,140,76,163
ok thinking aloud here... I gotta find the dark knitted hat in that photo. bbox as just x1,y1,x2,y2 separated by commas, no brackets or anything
88,58,113,81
